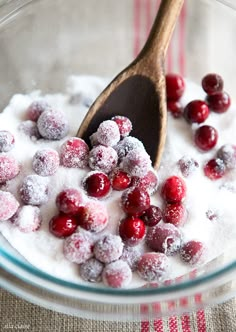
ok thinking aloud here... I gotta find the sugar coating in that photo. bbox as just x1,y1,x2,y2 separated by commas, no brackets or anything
0,131,15,152
18,120,41,141
89,145,118,173
102,260,132,288
114,136,145,161
111,115,132,138
79,258,104,282
26,100,51,122
0,191,19,221
137,252,170,282
217,144,236,170
0,155,20,183
78,201,109,233
94,234,124,263
32,148,60,176
37,110,69,140
96,120,120,146
60,137,89,169
121,149,151,177
19,174,49,205
11,205,42,233
120,245,141,271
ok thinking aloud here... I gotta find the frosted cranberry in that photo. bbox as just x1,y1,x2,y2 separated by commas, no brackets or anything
119,216,146,246
18,120,41,140
206,210,218,221
180,240,205,265
121,187,150,215
204,158,226,180
83,171,111,198
32,148,59,176
102,260,132,288
114,136,145,161
141,205,162,227
163,203,187,227
0,131,14,152
111,115,132,138
49,213,78,238
12,205,42,233
122,149,151,177
137,252,169,281
76,201,108,233
184,100,209,124
19,175,49,205
178,156,199,177
94,234,124,263
202,73,224,95
166,73,185,101
110,169,131,191
96,120,120,146
206,91,231,113
0,155,20,184
37,110,69,140
0,191,19,221
217,144,236,170
63,230,93,264
131,169,158,195
60,137,89,169
89,145,118,173
26,100,51,121
167,100,183,118
120,245,141,271
56,188,83,215
79,258,104,282
89,132,99,147
161,176,186,203
194,125,218,151
146,223,182,256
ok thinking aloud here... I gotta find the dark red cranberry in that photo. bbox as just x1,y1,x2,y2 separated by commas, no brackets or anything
184,100,209,124
163,203,187,227
204,158,226,180
83,172,111,198
202,73,224,95
161,176,186,203
49,213,78,238
180,240,205,265
141,205,162,227
110,169,131,191
119,216,146,246
121,187,150,215
166,73,185,101
56,188,83,214
194,125,218,151
167,101,183,118
206,91,231,113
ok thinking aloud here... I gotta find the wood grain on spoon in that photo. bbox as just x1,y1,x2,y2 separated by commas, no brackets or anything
77,0,184,169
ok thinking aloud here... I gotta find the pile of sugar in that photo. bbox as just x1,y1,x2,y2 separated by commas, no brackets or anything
0,75,236,288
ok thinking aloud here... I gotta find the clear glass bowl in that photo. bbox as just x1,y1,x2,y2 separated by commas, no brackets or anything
1,0,236,321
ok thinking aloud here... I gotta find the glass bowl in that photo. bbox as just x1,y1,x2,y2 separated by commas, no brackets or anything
1,0,236,321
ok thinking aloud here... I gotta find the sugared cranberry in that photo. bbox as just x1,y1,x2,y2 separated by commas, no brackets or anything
184,100,209,124
96,120,120,146
146,223,182,256
166,73,185,101
194,125,218,151
0,155,20,184
111,115,132,138
0,131,15,152
121,149,151,178
56,188,83,214
89,145,118,174
167,100,183,118
137,252,169,281
26,100,51,121
63,230,93,264
206,91,231,113
121,187,150,215
76,201,108,233
217,144,236,170
161,176,186,204
37,110,69,140
18,120,41,141
83,171,111,198
163,203,187,227
120,245,141,271
0,191,19,221
204,158,226,180
19,174,49,205
180,240,205,265
60,137,89,169
114,136,145,161
141,205,162,227
12,205,42,233
202,73,224,95
79,258,104,283
119,216,146,246
178,156,199,177
102,260,132,288
131,169,158,195
110,169,131,191
49,213,78,238
206,209,218,221
94,234,124,263
89,132,99,147
32,148,59,176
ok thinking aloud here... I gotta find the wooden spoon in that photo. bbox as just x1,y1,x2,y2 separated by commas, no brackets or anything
77,0,184,169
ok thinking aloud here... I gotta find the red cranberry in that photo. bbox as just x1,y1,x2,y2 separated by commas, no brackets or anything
110,169,131,191
94,234,123,263
12,205,42,233
79,258,104,283
56,188,83,214
119,216,146,246
49,213,78,238
163,203,187,227
122,149,151,177
202,73,224,95
89,145,118,173
180,240,205,265
60,137,89,169
114,136,145,161
37,110,69,140
131,169,158,195
102,260,132,288
141,205,162,227
194,125,218,151
32,148,59,176
166,73,185,101
178,156,199,177
120,245,141,271
167,100,183,118
19,174,49,205
137,252,169,281
161,176,186,203
121,187,150,215
26,100,51,121
111,115,132,138
184,100,209,124
0,155,20,184
206,91,231,113
83,171,111,198
217,144,236,170
0,131,15,152
18,120,41,140
206,209,218,221
204,158,226,180
96,120,120,146
0,191,19,221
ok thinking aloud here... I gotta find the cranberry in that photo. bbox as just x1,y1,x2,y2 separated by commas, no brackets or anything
121,187,150,215
37,110,69,140
120,245,141,271
202,73,224,95
0,155,20,184
141,205,162,227
167,100,183,118
111,115,132,138
18,120,41,140
89,132,99,147
161,176,186,203
178,156,199,177
121,149,151,177
19,174,49,205
114,136,145,161
56,188,83,214
0,131,15,152
83,171,111,198
89,145,118,174
0,191,19,221
180,240,205,265
146,223,182,256
26,100,51,121
194,125,218,151
49,213,78,238
102,260,132,288
79,258,104,283
12,205,42,233
204,158,226,180
184,100,209,124
206,91,231,113
131,169,158,195
163,203,187,227
206,209,218,221
217,144,236,170
32,148,59,176
110,169,131,191
96,120,120,146
137,252,169,281
94,234,124,263
60,137,89,169
166,73,185,101
119,216,146,246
